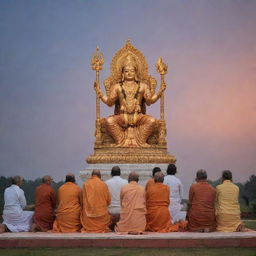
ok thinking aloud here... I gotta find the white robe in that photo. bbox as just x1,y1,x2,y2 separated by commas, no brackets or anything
3,184,33,232
105,176,128,214
164,175,186,223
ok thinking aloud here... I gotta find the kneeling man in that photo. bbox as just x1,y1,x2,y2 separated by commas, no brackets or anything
0,176,33,233
187,169,216,232
115,172,146,234
52,173,82,232
81,170,111,233
146,172,186,232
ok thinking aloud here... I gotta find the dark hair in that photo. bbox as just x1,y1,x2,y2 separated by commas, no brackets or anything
196,169,207,180
66,175,75,183
128,172,139,183
152,167,161,177
111,166,121,176
222,170,232,180
167,164,177,175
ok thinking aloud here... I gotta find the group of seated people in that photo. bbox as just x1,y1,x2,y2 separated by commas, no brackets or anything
0,164,250,234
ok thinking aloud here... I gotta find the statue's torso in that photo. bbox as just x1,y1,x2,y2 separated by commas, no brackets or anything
112,82,149,115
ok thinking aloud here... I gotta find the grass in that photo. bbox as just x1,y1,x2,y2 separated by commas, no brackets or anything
0,248,255,256
244,220,256,230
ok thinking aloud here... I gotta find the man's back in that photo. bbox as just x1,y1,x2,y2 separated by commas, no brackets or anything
57,182,81,212
188,181,216,231
105,176,127,213
115,181,146,232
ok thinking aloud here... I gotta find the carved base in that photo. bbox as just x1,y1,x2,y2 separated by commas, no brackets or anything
86,147,176,164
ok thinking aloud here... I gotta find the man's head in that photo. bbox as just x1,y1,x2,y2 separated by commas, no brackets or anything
111,166,121,177
11,176,23,186
166,164,177,175
128,171,139,183
152,167,161,177
222,170,232,181
92,169,101,179
42,175,53,185
154,171,164,183
65,173,76,183
196,169,207,181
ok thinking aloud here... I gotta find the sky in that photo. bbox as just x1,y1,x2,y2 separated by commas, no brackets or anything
0,0,256,194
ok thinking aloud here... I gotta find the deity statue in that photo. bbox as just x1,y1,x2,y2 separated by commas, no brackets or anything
87,40,176,164
94,54,166,147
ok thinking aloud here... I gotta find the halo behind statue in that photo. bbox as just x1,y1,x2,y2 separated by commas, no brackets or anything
104,40,152,95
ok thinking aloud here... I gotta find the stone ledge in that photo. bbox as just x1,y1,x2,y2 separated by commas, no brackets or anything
0,232,256,248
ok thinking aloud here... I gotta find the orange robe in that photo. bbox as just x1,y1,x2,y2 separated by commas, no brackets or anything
187,181,216,232
146,183,180,232
145,178,155,191
52,182,82,232
33,183,56,231
81,175,111,233
115,181,146,233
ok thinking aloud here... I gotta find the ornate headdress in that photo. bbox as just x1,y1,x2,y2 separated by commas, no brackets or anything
104,40,156,95
121,54,138,70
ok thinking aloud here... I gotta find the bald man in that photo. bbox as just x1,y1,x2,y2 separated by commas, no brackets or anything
81,170,111,233
146,172,186,232
187,170,216,232
31,175,56,232
53,173,82,232
115,172,147,234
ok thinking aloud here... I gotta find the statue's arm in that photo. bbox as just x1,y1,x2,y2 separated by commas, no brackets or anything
143,82,166,105
94,82,117,106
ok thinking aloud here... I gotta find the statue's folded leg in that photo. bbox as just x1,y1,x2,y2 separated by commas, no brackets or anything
135,114,156,146
105,115,126,146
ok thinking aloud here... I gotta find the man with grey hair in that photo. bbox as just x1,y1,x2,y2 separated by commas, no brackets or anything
105,166,127,230
31,175,56,232
146,172,187,232
115,172,146,234
0,176,34,233
187,169,216,232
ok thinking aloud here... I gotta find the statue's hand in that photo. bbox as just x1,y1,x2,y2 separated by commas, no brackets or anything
94,81,103,98
161,81,166,92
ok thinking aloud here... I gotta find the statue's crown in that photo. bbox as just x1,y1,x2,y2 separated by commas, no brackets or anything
121,54,138,69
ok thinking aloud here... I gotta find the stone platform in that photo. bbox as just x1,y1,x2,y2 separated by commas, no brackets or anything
0,232,256,248
80,163,169,182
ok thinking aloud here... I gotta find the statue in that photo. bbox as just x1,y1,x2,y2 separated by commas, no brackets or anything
87,40,176,164
94,54,166,147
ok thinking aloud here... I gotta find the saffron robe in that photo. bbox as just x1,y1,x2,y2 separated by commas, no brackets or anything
216,180,241,232
187,181,216,232
52,182,82,232
115,181,146,233
33,183,56,231
145,178,155,191
146,183,180,232
81,175,111,233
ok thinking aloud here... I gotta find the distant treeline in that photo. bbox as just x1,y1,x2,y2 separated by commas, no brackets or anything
0,175,256,216
0,176,64,216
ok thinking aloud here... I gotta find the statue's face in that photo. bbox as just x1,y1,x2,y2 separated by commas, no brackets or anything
123,65,136,81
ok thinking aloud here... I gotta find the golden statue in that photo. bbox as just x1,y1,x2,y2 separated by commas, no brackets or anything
87,40,176,164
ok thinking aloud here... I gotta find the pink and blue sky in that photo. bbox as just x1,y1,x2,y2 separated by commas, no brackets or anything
0,0,255,193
